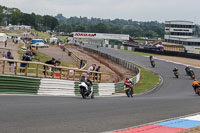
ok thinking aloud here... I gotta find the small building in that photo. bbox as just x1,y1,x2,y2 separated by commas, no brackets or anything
164,20,200,49
50,37,58,44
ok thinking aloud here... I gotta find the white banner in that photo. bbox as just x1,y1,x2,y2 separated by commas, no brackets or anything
72,32,129,40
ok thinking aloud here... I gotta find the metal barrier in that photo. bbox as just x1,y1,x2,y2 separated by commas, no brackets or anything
0,58,102,82
65,48,87,69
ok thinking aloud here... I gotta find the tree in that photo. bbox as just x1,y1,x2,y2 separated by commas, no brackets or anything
94,23,108,33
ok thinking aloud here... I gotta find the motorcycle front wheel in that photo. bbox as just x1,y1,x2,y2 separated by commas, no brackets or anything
80,87,86,99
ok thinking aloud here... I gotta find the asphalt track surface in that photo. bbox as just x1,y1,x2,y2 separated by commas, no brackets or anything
1,44,200,133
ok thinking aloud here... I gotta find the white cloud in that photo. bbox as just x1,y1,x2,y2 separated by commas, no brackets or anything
0,0,200,23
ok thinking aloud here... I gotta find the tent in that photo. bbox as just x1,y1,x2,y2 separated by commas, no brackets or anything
0,33,7,42
50,37,58,44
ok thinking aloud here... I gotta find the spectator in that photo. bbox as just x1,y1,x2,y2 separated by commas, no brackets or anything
20,53,32,73
95,66,101,80
43,58,55,75
7,50,11,59
93,64,96,71
55,58,61,71
8,54,14,72
88,64,96,73
5,40,7,47
95,66,101,72
2,51,6,59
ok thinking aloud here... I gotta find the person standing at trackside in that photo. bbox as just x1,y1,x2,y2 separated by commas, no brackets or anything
43,58,55,75
7,50,11,59
94,66,101,80
5,40,7,47
2,51,6,59
88,64,96,74
192,79,200,94
55,58,61,71
8,54,14,72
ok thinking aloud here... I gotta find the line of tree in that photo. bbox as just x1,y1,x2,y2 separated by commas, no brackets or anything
55,14,165,38
0,5,58,31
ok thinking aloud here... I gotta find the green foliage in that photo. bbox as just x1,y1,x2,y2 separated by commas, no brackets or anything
55,14,165,38
0,5,59,31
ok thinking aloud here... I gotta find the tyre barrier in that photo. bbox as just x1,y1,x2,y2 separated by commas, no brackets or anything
0,75,40,94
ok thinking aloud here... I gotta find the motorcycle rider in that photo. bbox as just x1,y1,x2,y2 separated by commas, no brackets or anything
173,67,178,73
185,66,190,74
192,79,199,94
124,78,134,95
149,56,153,62
80,73,92,93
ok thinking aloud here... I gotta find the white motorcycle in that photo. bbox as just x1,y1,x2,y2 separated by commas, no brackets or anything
79,82,94,99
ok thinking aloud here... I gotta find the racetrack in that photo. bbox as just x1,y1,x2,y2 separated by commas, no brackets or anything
1,44,200,133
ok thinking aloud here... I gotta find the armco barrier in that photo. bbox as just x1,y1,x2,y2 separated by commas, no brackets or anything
0,75,40,94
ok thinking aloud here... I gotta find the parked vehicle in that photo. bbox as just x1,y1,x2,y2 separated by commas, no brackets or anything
32,42,49,48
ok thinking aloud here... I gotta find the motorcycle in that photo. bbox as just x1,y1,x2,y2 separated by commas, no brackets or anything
195,85,200,96
79,82,94,99
150,60,155,68
124,83,133,97
189,71,195,79
174,71,179,78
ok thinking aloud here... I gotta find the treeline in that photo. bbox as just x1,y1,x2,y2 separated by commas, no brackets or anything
0,5,58,31
55,14,165,38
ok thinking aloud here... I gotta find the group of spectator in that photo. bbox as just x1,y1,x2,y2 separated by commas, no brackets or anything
87,64,101,81
88,64,101,73
43,58,61,75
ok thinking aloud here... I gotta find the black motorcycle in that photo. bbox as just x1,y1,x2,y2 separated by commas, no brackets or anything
150,60,155,68
174,71,179,78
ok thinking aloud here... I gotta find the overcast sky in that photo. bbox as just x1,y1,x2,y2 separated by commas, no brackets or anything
0,0,200,24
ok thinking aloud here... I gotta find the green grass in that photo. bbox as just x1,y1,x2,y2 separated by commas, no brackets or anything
32,31,51,39
119,49,160,94
120,49,162,57
57,36,67,42
134,67,160,94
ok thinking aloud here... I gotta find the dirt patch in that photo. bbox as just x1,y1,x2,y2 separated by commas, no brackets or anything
178,127,200,133
156,56,200,67
38,46,78,67
67,45,136,83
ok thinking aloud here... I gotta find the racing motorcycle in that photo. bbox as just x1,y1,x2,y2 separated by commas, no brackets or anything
174,71,179,78
79,82,94,99
124,83,133,97
195,85,200,96
150,60,155,68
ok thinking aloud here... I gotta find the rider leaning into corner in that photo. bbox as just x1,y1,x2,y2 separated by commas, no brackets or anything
149,55,153,61
173,67,179,72
124,78,134,94
80,73,93,92
192,79,199,94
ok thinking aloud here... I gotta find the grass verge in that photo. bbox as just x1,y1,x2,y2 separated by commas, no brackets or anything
119,49,160,94
120,49,162,57
134,67,160,94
